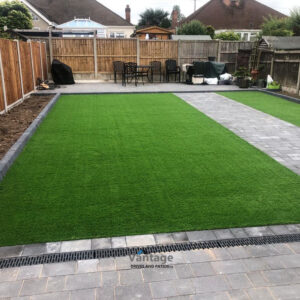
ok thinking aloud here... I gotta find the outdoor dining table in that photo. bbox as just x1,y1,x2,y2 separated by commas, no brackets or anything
123,64,153,86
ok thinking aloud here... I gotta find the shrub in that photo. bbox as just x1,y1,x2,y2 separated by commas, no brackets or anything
177,20,208,35
214,31,240,41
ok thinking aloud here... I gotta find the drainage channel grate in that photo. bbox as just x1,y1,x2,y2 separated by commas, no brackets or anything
1,233,300,269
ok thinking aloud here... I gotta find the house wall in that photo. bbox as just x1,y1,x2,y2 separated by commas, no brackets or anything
106,26,135,38
27,7,50,30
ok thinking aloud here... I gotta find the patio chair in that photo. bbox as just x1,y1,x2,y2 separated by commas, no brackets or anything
123,62,138,86
165,60,181,83
150,61,163,82
113,61,125,83
193,61,205,76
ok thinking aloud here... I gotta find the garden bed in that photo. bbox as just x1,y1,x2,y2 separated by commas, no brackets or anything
0,95,53,160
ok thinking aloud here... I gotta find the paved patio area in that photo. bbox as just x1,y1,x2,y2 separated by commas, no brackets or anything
38,82,240,94
177,93,300,175
0,242,300,299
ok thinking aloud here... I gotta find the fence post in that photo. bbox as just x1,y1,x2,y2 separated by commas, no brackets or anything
44,42,48,79
29,40,36,89
0,50,8,113
15,40,24,101
93,31,98,79
217,40,221,62
270,51,275,77
136,39,140,65
39,41,44,81
297,62,300,96
49,28,53,64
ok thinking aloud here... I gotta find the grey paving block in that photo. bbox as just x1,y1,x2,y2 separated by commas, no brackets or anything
45,242,61,254
192,275,229,294
17,265,42,280
280,253,300,268
22,244,48,256
101,270,119,286
227,247,251,259
70,288,95,300
187,230,217,242
174,278,195,296
213,229,235,240
111,237,126,248
211,260,247,274
0,245,23,258
184,250,213,263
20,278,48,296
150,280,178,298
190,262,215,277
126,234,156,247
46,276,66,292
226,273,253,289
269,225,291,235
119,269,143,285
60,239,91,252
116,256,131,270
165,251,186,265
172,232,189,243
96,286,114,300
0,267,19,282
247,271,271,287
245,245,279,257
261,256,286,270
65,272,101,291
287,224,300,234
98,258,116,271
242,257,273,272
31,291,70,300
92,238,111,250
244,227,274,237
154,233,174,245
229,228,248,238
262,269,299,285
270,284,300,299
191,292,230,300
142,267,177,282
288,242,300,254
211,248,232,260
115,283,152,300
175,264,194,279
270,243,294,255
41,262,76,277
246,287,273,300
0,281,23,297
227,290,249,300
77,259,99,273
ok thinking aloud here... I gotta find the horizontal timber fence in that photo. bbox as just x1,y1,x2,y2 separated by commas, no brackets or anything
259,50,300,95
46,38,254,79
0,39,47,114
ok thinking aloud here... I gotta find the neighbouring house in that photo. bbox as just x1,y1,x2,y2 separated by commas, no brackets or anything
20,0,135,38
179,0,286,41
134,26,174,40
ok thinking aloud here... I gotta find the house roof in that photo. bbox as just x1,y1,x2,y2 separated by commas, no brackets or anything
57,18,106,29
260,36,300,50
136,26,174,34
181,0,286,30
172,35,212,41
23,0,133,26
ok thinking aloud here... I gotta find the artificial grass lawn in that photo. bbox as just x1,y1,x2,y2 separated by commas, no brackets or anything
0,93,300,246
218,91,300,127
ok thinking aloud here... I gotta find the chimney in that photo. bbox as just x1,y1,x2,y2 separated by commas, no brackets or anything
171,9,178,29
125,5,131,23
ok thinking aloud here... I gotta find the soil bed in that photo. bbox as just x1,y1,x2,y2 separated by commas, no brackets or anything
0,95,53,160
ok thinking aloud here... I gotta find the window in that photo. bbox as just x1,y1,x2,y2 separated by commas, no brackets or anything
110,32,125,38
31,13,39,21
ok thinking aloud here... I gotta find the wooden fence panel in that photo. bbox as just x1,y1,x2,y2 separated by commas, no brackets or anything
0,39,22,106
140,40,178,70
32,41,43,83
0,70,4,112
179,41,218,64
97,39,137,73
52,38,94,73
19,41,34,95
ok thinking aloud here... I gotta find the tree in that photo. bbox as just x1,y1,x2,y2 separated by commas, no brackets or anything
289,8,300,36
206,25,215,39
138,8,171,28
0,0,32,30
172,5,185,23
261,16,292,36
177,20,208,35
215,31,240,41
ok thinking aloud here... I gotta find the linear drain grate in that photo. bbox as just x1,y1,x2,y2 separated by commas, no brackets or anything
1,233,300,269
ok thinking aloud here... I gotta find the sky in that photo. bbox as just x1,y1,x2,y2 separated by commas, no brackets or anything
98,0,299,24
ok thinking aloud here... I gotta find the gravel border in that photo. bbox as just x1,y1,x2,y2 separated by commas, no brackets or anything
0,93,61,181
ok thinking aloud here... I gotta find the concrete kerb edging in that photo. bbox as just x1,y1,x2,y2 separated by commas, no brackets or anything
0,93,61,182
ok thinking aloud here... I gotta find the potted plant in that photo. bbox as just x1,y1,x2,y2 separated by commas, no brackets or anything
267,81,281,91
233,67,251,88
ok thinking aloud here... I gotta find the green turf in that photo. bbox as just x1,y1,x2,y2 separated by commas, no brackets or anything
0,93,300,246
218,91,300,127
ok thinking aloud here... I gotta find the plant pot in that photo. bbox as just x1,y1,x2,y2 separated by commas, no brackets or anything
257,79,266,88
238,78,249,89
